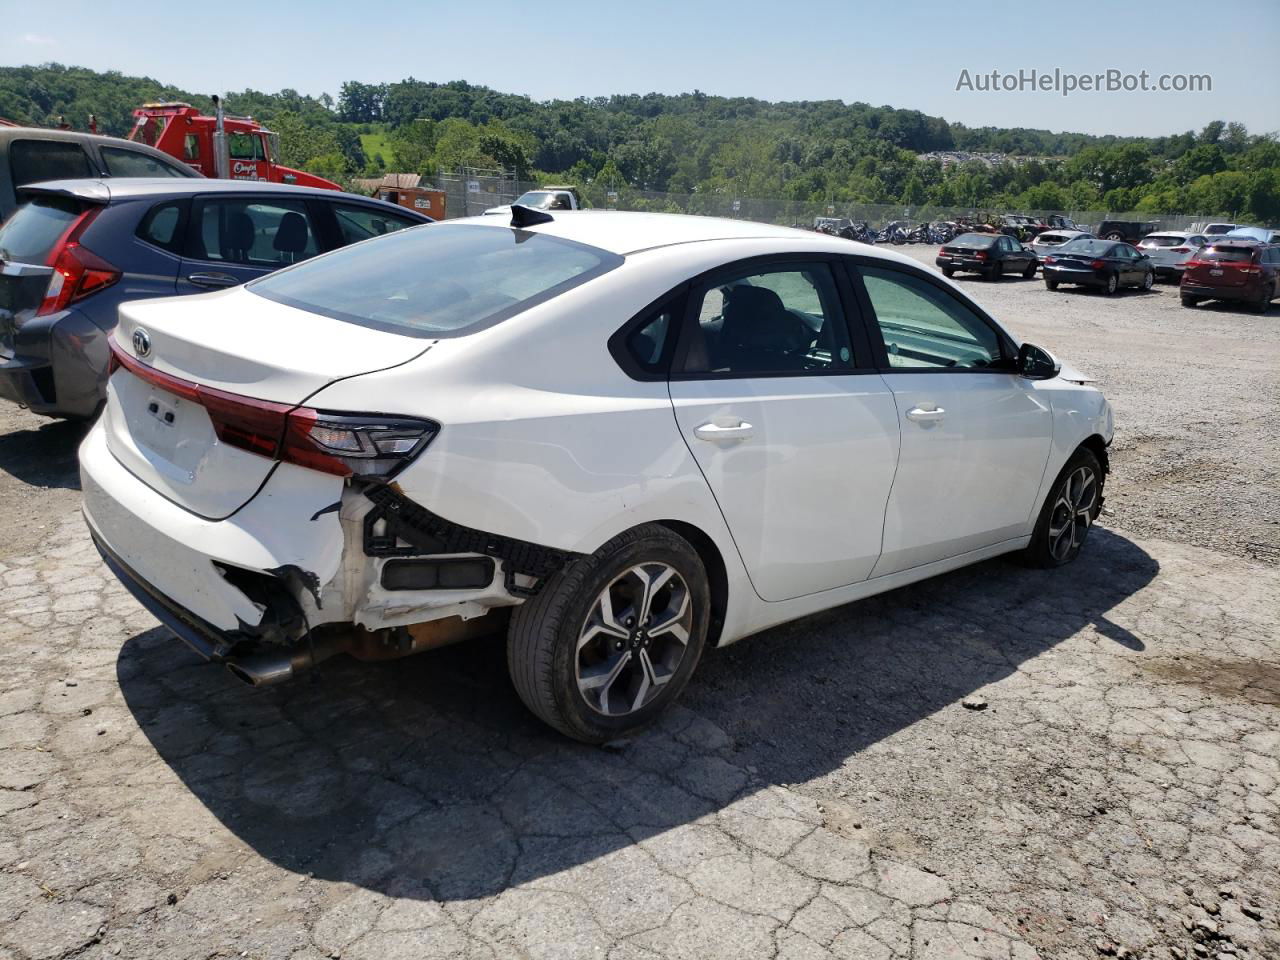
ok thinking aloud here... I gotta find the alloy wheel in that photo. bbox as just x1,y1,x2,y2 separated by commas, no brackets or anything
1047,466,1098,562
575,563,693,716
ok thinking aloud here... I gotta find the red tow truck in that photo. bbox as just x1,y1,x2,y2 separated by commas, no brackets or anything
126,97,340,190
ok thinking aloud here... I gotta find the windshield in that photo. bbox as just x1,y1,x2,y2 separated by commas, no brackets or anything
249,223,622,337
1059,238,1115,256
514,191,556,210
0,196,86,263
948,233,995,249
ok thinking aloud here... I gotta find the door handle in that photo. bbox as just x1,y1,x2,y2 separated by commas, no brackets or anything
905,406,946,423
694,421,754,442
187,272,240,289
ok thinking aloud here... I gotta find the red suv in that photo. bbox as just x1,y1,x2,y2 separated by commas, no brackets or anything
1180,241,1279,313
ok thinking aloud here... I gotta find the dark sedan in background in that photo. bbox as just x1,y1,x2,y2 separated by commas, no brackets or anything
1042,238,1155,294
0,178,432,419
936,232,1038,281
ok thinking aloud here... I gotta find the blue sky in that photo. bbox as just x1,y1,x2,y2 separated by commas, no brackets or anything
3,0,1277,137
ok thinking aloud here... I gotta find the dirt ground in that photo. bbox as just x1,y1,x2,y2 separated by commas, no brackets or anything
0,249,1277,960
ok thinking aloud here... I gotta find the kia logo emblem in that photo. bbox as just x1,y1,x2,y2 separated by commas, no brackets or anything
132,328,152,358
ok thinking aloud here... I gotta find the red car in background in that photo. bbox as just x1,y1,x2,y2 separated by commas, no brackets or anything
1180,240,1279,313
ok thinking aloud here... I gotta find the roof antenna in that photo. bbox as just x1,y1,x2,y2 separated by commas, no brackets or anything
510,204,554,228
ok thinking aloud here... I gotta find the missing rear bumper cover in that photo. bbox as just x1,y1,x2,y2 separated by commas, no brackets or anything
361,483,580,597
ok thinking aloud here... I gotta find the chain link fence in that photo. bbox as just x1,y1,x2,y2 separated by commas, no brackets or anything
423,172,1226,234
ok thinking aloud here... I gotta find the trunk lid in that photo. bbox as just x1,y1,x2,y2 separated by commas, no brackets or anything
105,287,431,519
0,193,98,353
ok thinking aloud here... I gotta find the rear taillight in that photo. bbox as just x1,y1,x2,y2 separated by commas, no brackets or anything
37,208,118,316
1044,255,1058,264
107,340,437,477
1185,259,1206,268
1090,260,1106,269
1169,247,1191,253
973,251,988,260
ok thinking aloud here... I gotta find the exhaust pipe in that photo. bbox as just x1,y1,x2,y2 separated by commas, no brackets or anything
211,94,230,180
225,633,344,687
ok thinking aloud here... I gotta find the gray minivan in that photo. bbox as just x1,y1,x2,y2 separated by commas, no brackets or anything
0,178,432,420
0,127,200,224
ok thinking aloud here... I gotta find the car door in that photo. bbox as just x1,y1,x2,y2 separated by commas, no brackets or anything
176,194,322,292
851,262,1053,576
666,257,900,602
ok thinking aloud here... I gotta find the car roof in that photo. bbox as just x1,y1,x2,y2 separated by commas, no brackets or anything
1145,230,1194,238
447,210,920,259
17,177,402,206
0,126,200,168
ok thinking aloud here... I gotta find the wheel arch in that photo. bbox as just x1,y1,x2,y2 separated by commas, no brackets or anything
1079,433,1110,476
654,519,728,648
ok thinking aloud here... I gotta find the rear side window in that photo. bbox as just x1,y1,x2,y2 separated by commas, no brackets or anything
330,202,422,246
9,140,93,192
249,222,622,337
0,196,85,263
189,197,318,267
677,263,852,376
137,201,185,253
101,146,187,178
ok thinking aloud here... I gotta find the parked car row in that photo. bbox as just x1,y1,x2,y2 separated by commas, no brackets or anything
933,226,1279,312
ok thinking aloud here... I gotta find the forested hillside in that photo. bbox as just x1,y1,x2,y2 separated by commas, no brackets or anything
2,64,1277,220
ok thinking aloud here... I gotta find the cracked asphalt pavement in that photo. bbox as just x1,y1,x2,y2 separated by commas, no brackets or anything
1,248,1277,960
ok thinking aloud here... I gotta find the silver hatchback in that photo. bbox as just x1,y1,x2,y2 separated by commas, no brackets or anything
1137,231,1208,281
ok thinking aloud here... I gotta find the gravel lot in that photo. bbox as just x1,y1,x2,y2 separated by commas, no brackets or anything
1,247,1277,960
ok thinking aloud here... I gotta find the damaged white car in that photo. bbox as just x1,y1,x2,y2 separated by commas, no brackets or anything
81,208,1113,742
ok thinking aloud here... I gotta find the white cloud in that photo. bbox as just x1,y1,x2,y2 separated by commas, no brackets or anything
22,34,56,46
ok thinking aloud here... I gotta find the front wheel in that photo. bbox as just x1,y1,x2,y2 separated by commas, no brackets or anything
1141,270,1154,291
1105,231,1124,241
1021,448,1104,568
507,524,710,743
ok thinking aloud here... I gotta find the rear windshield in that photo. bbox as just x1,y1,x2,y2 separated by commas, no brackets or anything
248,222,622,337
1203,225,1236,235
948,233,995,249
1059,238,1114,256
1036,233,1067,244
1142,235,1185,247
0,196,85,264
1201,246,1257,263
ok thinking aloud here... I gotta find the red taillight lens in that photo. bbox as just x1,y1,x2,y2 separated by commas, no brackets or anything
973,251,987,259
107,340,437,477
37,208,118,316
1044,255,1058,264
1090,260,1106,269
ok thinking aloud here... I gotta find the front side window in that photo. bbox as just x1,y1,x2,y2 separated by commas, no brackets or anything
249,222,622,337
101,146,187,178
9,140,92,192
330,202,421,246
227,133,264,160
859,266,1004,371
678,263,851,376
190,197,318,267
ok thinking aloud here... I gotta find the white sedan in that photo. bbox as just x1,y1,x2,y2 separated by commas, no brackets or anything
81,210,1113,742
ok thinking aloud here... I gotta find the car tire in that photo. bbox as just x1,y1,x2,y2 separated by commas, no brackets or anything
507,523,710,743
942,267,955,278
1021,447,1104,569
1105,231,1124,241
1253,282,1274,314
1045,278,1059,291
1141,270,1154,291
1181,295,1199,307
987,262,1002,281
1022,261,1037,279
1103,272,1119,295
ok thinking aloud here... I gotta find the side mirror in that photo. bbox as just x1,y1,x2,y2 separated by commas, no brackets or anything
1018,342,1060,381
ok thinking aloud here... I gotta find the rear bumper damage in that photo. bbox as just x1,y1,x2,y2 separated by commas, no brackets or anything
81,418,580,685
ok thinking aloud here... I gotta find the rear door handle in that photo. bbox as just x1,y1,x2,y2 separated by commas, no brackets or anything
187,272,240,289
694,421,754,442
905,406,946,423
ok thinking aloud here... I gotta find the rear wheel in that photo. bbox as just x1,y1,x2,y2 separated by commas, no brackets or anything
942,267,955,278
1045,278,1059,291
1105,231,1124,241
987,261,1002,281
1102,272,1119,295
1141,270,1154,291
1021,447,1104,568
1253,282,1274,314
1022,261,1037,279
507,524,709,743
